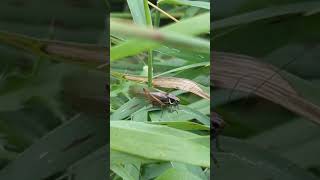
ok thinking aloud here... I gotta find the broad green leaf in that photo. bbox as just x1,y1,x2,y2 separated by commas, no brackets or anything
111,149,156,166
111,121,209,167
170,162,208,180
141,163,172,180
155,168,203,180
111,120,199,139
111,12,210,61
188,136,209,148
110,18,209,61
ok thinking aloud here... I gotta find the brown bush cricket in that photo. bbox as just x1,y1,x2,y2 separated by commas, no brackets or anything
142,88,180,113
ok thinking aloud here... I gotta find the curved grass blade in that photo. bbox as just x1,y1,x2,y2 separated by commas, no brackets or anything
0,31,107,66
126,0,147,26
110,98,146,120
158,0,210,10
213,1,320,30
113,72,210,100
154,62,209,77
212,51,320,125
150,121,209,131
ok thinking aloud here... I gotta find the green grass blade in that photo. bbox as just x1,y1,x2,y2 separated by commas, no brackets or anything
111,164,136,180
158,0,210,10
154,62,209,77
155,168,204,180
150,121,209,131
126,0,147,26
213,1,320,30
110,98,146,120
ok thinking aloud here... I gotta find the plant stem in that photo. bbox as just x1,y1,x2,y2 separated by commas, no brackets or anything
147,49,153,87
143,0,153,27
153,2,161,27
143,0,153,87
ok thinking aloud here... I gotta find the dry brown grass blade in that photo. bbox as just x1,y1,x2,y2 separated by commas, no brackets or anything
212,51,320,125
43,41,107,64
119,74,210,100
0,31,108,66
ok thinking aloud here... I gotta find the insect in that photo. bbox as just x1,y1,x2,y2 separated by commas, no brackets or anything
142,88,180,113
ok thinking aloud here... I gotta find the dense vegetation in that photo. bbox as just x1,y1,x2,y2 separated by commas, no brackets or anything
110,0,210,179
0,0,107,179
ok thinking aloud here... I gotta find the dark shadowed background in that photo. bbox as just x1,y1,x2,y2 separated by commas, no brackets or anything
0,0,108,179
212,0,320,179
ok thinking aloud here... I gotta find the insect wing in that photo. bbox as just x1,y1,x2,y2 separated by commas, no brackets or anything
150,92,171,104
143,88,166,106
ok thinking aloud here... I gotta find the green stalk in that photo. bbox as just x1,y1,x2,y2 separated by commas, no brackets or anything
147,49,153,87
143,0,153,87
153,3,161,27
143,0,153,27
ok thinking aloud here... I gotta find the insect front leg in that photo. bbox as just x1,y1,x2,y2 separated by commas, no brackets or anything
169,105,173,113
171,105,178,114
160,104,165,118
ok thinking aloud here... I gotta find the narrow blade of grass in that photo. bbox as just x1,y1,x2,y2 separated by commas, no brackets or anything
158,0,210,10
126,0,147,26
154,62,209,77
213,1,320,30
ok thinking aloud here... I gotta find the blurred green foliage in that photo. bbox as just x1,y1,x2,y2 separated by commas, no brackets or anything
213,0,320,179
0,0,108,179
110,0,210,179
